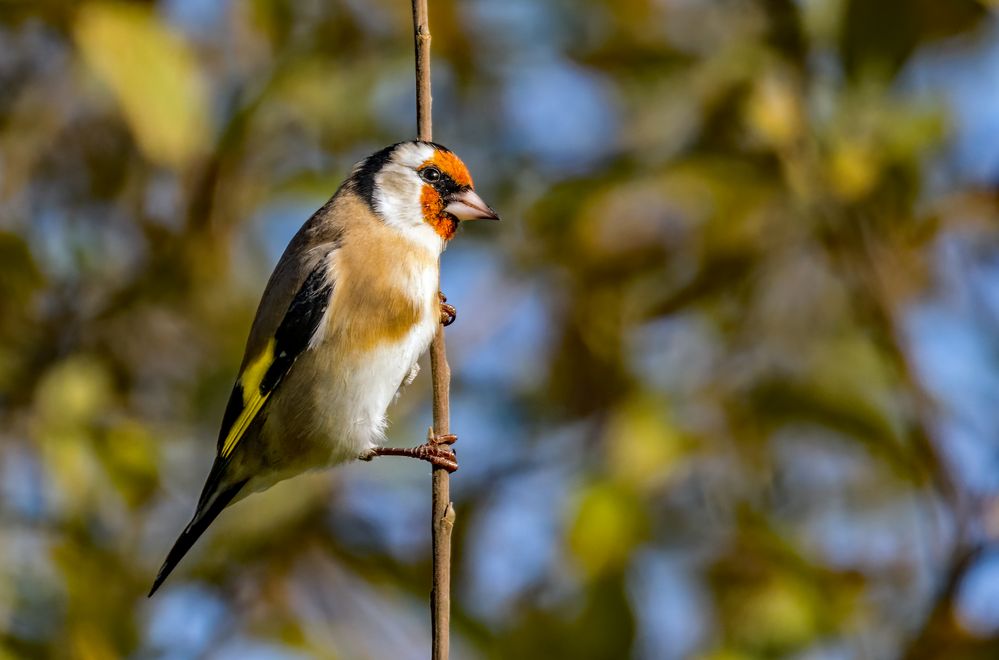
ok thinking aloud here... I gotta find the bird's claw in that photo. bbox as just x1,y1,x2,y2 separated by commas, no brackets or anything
424,427,458,470
415,443,458,472
431,433,457,446
439,290,456,326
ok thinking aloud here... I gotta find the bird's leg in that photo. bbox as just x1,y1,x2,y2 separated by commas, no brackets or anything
439,290,456,327
360,427,458,472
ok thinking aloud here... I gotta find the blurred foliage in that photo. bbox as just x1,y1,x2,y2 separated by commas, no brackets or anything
2,0,999,658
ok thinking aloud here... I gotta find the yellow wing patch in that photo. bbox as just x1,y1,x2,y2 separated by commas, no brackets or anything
220,338,276,459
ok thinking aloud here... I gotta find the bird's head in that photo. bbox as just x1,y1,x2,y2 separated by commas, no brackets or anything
351,141,499,249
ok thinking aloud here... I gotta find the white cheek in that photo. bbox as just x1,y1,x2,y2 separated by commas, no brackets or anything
374,170,422,226
373,169,445,256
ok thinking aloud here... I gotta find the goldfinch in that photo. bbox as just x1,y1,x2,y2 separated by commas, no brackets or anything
149,141,498,596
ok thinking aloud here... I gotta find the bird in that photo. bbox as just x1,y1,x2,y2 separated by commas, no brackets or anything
148,141,498,596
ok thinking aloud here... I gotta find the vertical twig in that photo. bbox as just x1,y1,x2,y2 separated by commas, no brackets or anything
411,2,456,659
413,0,432,141
430,335,455,660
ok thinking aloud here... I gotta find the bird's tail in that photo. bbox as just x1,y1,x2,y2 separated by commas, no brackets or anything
148,475,247,597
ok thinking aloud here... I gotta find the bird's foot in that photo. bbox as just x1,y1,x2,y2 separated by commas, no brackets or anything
430,431,457,446
439,290,456,327
361,428,458,472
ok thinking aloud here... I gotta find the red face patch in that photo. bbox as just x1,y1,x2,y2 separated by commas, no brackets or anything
418,149,473,240
420,186,457,240
431,150,474,188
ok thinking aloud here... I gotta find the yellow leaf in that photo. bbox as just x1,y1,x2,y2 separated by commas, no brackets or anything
568,482,647,578
606,395,685,491
102,420,160,507
746,72,803,147
75,3,209,167
34,357,112,511
35,356,112,429
730,575,818,651
70,625,118,660
828,139,881,201
695,651,755,660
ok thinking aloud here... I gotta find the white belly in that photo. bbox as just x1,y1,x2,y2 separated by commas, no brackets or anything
326,317,437,458
266,310,437,467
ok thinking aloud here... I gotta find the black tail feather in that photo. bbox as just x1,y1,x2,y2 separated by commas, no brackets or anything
148,479,247,597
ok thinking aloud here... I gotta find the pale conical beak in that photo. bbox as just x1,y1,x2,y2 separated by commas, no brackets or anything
444,189,500,221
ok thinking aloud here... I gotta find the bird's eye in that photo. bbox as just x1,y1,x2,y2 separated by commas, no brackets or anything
420,167,442,183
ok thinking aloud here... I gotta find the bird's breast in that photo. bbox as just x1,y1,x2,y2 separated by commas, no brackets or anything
327,229,439,356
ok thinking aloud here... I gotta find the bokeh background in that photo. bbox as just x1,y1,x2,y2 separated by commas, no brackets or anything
2,0,999,658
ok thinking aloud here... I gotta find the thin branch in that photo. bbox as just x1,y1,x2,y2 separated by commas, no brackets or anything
430,334,455,660
413,0,432,142
410,2,456,659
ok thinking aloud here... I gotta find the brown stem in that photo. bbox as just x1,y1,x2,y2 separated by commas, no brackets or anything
411,1,455,659
430,326,455,660
413,0,432,142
